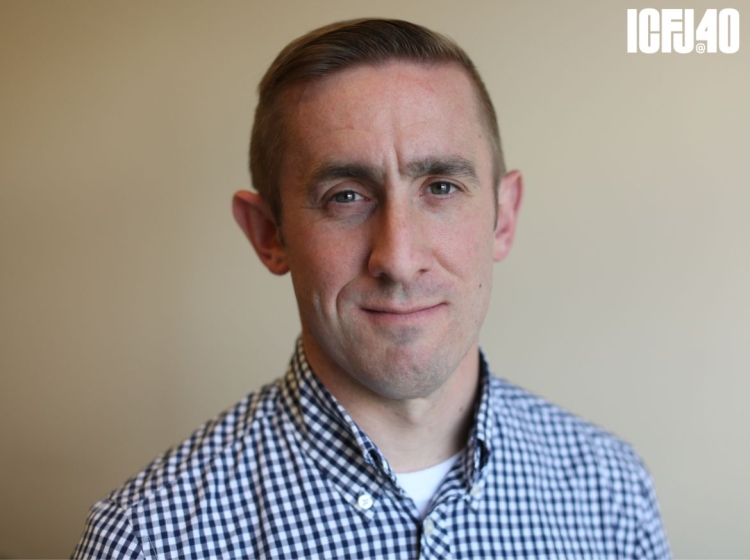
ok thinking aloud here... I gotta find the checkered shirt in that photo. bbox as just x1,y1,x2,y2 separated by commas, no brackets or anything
73,339,671,559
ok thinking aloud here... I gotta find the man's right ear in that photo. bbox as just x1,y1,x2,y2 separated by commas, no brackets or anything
232,190,289,275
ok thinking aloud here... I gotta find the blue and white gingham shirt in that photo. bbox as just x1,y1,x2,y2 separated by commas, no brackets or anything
73,339,671,559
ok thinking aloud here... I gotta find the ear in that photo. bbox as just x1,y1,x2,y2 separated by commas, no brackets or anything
493,170,523,262
232,190,289,275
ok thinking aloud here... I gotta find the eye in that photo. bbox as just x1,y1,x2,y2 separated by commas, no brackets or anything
331,190,364,203
427,181,458,195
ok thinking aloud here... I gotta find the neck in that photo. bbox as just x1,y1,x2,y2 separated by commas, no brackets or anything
305,340,481,473
363,369,478,473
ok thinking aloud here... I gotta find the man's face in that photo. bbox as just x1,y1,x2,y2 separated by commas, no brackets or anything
272,62,514,400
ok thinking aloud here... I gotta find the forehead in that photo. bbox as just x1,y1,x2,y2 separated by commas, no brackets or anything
279,62,493,185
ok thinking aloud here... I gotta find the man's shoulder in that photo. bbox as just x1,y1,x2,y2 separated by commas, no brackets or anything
109,378,283,510
481,374,671,558
487,374,646,475
72,378,288,558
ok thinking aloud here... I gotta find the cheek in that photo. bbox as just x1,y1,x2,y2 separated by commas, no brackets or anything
286,227,366,308
437,218,495,282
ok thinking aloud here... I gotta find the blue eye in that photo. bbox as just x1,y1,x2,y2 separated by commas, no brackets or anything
332,190,363,203
428,181,457,195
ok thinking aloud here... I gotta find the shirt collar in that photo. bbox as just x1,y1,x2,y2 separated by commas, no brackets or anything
462,349,496,487
278,339,386,520
278,338,497,512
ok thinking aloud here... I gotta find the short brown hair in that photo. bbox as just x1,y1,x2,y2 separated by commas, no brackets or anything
249,18,505,224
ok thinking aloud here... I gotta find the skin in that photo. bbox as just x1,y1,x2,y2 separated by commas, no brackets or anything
233,62,522,472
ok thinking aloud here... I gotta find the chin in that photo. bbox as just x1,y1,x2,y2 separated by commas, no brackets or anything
351,348,458,401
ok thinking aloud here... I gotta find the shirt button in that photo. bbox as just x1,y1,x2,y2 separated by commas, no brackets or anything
470,485,481,497
357,493,374,510
423,518,435,536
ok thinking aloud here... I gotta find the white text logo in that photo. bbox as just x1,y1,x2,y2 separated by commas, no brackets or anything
627,8,740,53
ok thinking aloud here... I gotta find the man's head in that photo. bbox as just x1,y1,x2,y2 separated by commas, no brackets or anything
249,18,506,226
234,19,522,403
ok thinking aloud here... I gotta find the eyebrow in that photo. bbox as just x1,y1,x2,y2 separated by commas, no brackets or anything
309,162,385,187
403,156,479,183
307,155,480,191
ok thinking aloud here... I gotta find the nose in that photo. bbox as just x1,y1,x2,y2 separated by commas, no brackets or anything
367,199,434,284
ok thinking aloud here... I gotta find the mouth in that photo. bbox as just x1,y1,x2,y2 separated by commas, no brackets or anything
360,303,445,322
364,303,443,314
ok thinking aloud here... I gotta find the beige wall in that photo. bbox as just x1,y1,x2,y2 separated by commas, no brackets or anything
1,1,748,557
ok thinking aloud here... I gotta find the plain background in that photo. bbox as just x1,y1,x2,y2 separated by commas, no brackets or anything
1,1,748,557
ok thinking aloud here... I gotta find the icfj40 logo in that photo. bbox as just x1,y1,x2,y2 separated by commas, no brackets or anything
627,8,740,53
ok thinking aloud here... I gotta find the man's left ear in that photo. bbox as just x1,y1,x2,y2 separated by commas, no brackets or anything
493,170,523,262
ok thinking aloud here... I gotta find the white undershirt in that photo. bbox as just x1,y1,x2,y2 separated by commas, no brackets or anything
394,453,461,518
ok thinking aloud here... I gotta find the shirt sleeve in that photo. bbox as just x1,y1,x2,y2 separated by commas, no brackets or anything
634,467,672,560
71,499,144,559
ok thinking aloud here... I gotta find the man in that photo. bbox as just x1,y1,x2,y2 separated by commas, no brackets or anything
73,19,670,559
